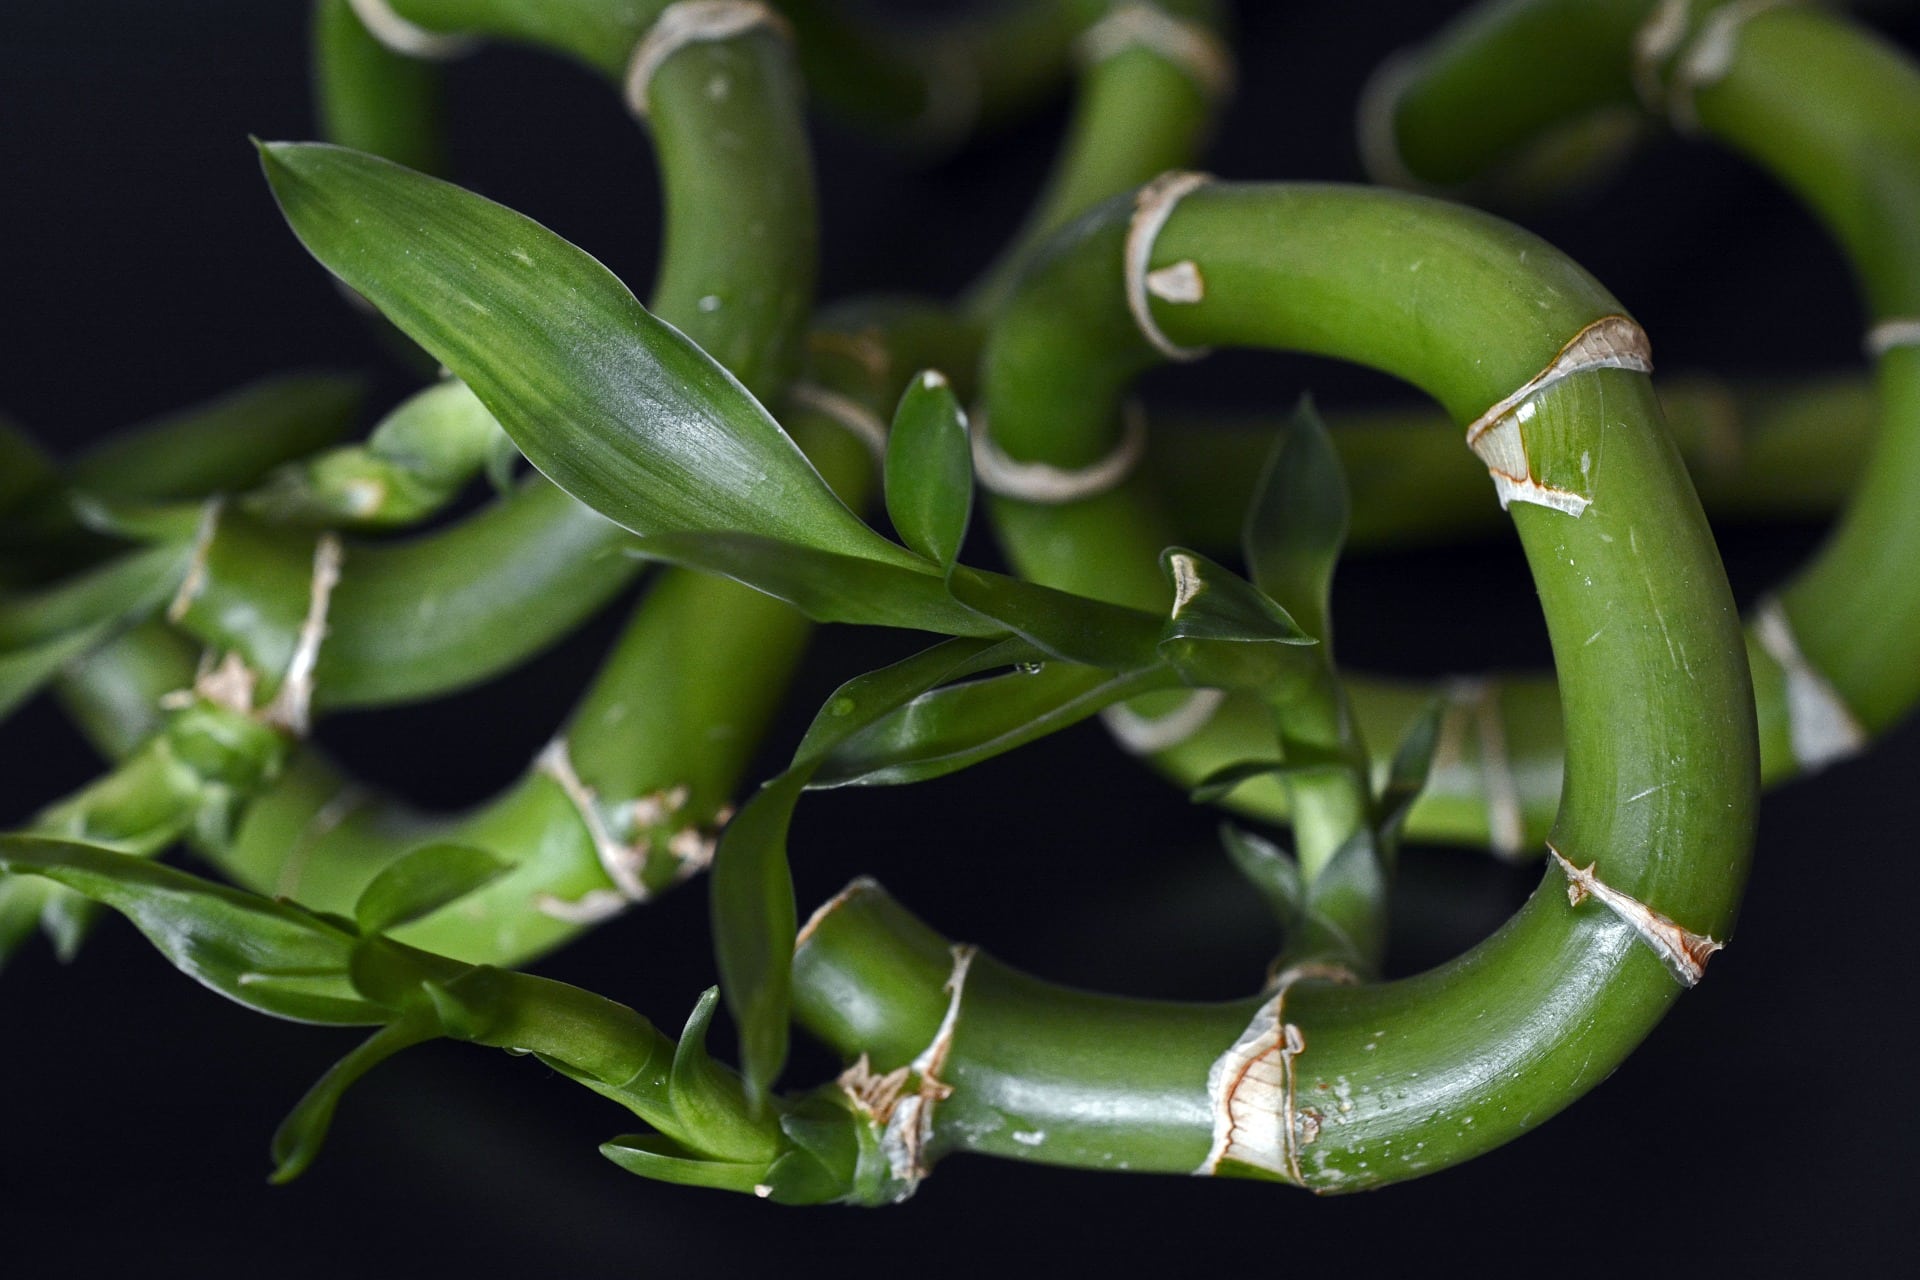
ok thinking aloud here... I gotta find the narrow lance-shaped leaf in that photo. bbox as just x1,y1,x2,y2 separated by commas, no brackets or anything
713,635,1036,1103
627,533,998,637
1243,396,1350,645
270,1006,441,1183
0,836,382,1024
1157,547,1317,690
810,660,1185,789
257,142,920,570
946,566,1166,669
884,369,973,569
353,843,511,936
1377,698,1445,843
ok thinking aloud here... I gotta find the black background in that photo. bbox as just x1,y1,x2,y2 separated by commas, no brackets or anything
4,2,1918,1275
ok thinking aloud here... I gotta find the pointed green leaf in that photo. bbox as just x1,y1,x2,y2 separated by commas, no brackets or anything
811,659,1182,789
1378,698,1446,843
258,142,914,568
1157,547,1317,690
629,532,994,636
270,1007,440,1183
946,565,1164,669
668,988,780,1164
0,836,381,1024
1219,824,1304,923
1190,759,1289,804
714,636,1023,1102
600,1134,771,1195
884,369,973,568
1243,397,1349,644
353,843,511,936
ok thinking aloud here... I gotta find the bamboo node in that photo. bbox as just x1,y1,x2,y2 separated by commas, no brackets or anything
346,0,478,60
1631,0,1693,111
1101,687,1225,755
796,876,882,951
1465,314,1652,518
1074,4,1234,99
262,533,344,736
789,382,890,462
166,496,226,624
839,943,975,1198
1866,318,1920,357
1751,597,1866,771
1125,171,1215,361
970,399,1147,503
1548,846,1723,986
1199,965,1348,1185
624,1,790,119
1355,50,1423,190
1663,0,1801,134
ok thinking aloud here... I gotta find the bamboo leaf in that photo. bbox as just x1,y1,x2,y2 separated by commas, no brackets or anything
1243,397,1349,644
1157,547,1317,690
0,836,382,1024
629,532,995,636
1219,824,1304,923
946,566,1165,668
714,637,1026,1102
600,1134,770,1195
668,987,781,1164
1378,698,1445,843
270,1007,440,1183
352,843,511,936
884,370,973,569
811,660,1182,789
258,142,915,569
1190,759,1288,804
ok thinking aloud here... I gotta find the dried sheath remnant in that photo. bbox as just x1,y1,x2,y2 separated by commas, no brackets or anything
535,738,649,911
1465,314,1653,517
1198,973,1317,1184
1101,688,1226,755
1632,0,1694,109
1547,846,1723,986
624,1,790,117
795,876,880,951
1751,596,1867,771
166,497,225,624
788,382,890,461
263,533,344,736
1075,4,1235,99
1125,171,1214,361
838,943,976,1196
970,400,1147,503
346,0,478,60
1866,318,1920,356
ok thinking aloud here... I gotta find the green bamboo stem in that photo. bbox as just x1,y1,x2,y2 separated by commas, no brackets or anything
1152,373,1873,552
768,0,1105,148
44,300,964,968
899,178,1757,1187
4,0,827,964
157,0,820,707
0,375,365,580
963,1,1229,316
314,0,452,175
242,378,508,528
1213,0,1920,853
